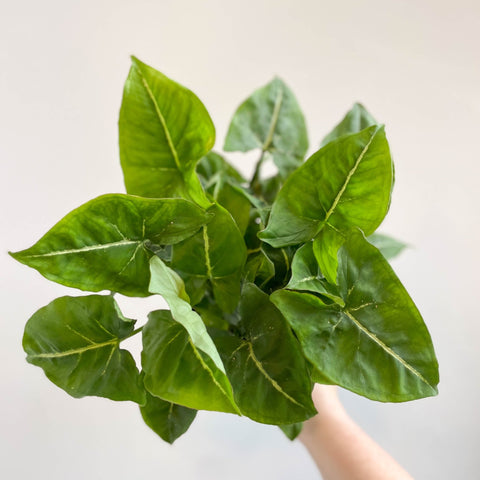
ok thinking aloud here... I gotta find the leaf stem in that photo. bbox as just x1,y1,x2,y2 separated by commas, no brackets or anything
250,150,266,192
122,326,144,341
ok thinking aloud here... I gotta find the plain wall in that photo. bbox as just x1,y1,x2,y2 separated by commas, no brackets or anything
1,1,479,478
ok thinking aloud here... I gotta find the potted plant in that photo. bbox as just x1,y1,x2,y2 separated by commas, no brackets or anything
10,56,438,443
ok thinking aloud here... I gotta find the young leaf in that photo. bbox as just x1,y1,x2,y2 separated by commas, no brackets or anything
140,390,197,444
197,154,251,234
148,256,224,372
10,195,211,297
287,242,344,305
224,77,308,178
171,203,247,312
271,230,439,402
142,310,240,414
321,103,377,146
368,233,407,260
23,295,145,404
213,284,316,425
259,125,393,248
119,56,213,206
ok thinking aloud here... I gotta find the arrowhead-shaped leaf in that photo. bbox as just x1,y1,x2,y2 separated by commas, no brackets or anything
213,284,316,424
271,231,439,402
119,56,213,206
142,310,239,414
259,125,393,248
23,295,145,404
224,77,308,178
10,194,211,296
140,390,197,444
321,103,377,146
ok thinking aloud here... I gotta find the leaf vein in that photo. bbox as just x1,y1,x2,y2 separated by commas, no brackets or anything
139,75,181,171
246,342,303,407
344,310,432,387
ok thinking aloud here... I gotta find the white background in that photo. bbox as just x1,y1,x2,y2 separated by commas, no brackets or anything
1,1,479,478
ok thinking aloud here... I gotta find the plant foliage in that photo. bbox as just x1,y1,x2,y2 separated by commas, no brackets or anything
11,56,438,444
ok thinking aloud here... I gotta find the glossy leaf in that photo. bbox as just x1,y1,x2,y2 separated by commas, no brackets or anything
149,256,224,372
321,103,377,146
368,233,407,260
171,203,247,312
10,194,211,296
259,125,393,248
140,390,197,443
311,226,347,285
271,230,439,402
213,284,316,424
287,242,343,305
142,310,239,414
119,56,213,206
23,295,145,404
224,77,308,178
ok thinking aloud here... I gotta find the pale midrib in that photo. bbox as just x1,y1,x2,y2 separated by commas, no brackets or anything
202,226,213,279
247,342,303,407
262,87,284,151
139,76,181,171
28,338,119,359
324,127,379,224
23,240,139,258
344,310,433,387
189,339,240,414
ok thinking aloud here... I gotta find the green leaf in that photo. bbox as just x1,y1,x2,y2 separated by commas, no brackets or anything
287,242,344,305
140,390,197,444
23,295,145,404
196,151,245,185
10,194,211,297
259,174,282,204
193,296,230,330
213,182,251,235
213,284,316,424
321,103,377,146
368,233,407,260
142,310,239,414
224,77,308,178
271,230,439,402
259,125,393,248
262,243,296,289
149,256,224,372
197,154,251,234
243,250,275,288
311,226,347,285
119,56,213,206
171,203,247,312
279,422,303,440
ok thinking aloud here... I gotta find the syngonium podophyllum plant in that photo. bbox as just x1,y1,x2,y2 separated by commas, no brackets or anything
11,57,439,443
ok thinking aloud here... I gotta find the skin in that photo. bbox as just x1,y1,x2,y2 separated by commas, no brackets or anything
299,385,414,480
